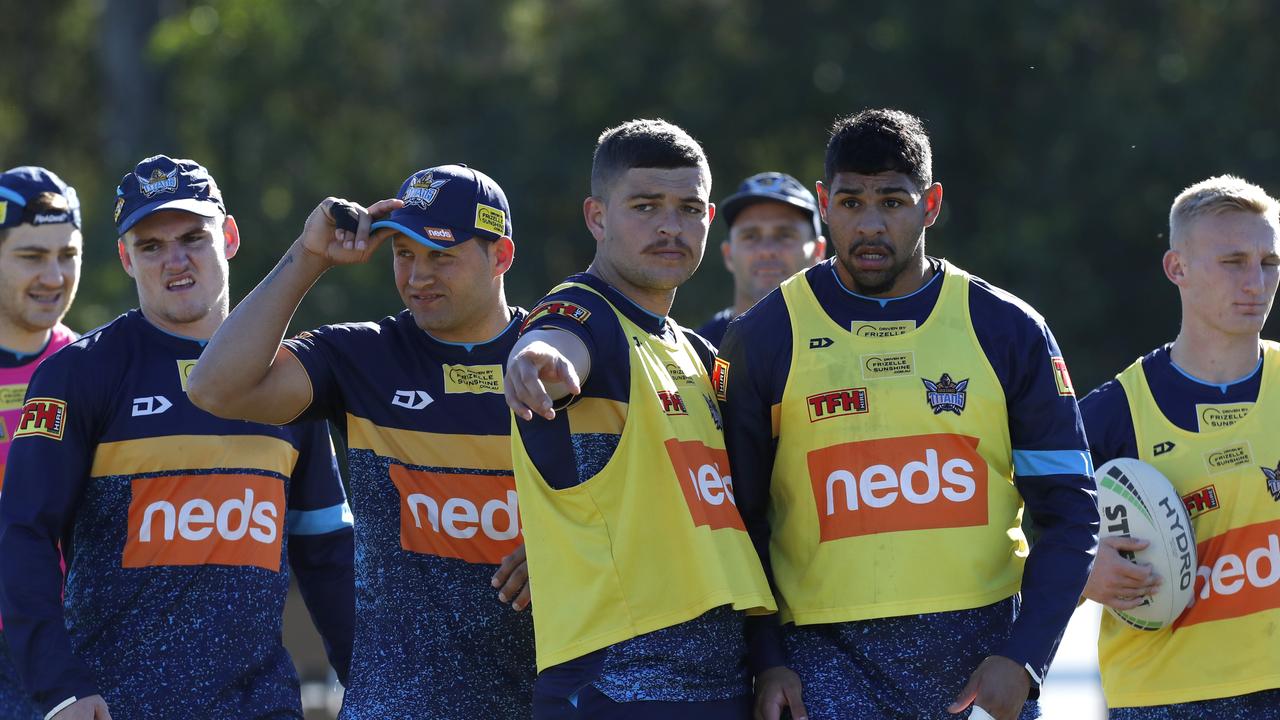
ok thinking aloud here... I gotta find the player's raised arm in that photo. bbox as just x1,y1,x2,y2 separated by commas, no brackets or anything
187,196,402,424
504,327,590,421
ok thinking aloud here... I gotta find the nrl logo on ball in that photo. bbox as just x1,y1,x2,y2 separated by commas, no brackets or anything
922,373,968,415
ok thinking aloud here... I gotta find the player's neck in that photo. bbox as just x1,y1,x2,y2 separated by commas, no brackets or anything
732,289,758,318
140,306,227,342
0,318,51,356
1169,326,1262,384
586,263,676,318
428,294,513,345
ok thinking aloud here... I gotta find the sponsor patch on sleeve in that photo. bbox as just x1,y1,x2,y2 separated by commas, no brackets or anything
13,397,67,441
474,203,506,236
1051,356,1075,397
711,357,730,402
176,359,198,392
523,301,592,331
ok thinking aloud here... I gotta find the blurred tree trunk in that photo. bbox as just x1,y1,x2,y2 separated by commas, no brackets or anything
98,0,166,168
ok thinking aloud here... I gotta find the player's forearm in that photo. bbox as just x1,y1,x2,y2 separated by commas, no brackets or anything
189,241,327,417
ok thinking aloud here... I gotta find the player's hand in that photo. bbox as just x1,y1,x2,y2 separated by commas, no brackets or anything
947,655,1029,720
51,695,112,720
492,545,531,612
297,197,404,268
505,341,582,421
1082,536,1162,610
754,665,807,720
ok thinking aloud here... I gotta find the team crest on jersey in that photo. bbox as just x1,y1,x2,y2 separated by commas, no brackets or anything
13,398,67,440
703,394,723,431
922,373,968,415
402,172,449,208
711,357,730,401
1263,463,1280,502
137,168,179,197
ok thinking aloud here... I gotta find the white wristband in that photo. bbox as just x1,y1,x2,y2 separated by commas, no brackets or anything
45,696,77,720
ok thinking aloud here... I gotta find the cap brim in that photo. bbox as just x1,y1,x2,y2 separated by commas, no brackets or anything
118,198,222,234
369,219,475,250
720,191,817,225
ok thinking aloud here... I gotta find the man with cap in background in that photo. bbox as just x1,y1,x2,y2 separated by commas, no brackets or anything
0,155,355,719
696,172,826,347
0,166,82,720
188,164,537,718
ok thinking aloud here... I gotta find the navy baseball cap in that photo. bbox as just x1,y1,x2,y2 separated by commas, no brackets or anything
371,164,512,250
114,155,225,235
0,166,81,230
720,172,821,237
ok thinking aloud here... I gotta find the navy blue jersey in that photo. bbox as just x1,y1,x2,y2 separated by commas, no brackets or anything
283,309,536,719
720,257,1097,690
516,274,748,704
695,307,733,349
1080,345,1263,465
0,310,353,719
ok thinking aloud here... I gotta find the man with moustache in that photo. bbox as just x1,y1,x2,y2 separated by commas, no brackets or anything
697,172,825,347
189,164,537,718
0,167,82,720
1081,175,1280,718
0,155,354,720
721,109,1097,720
505,119,775,719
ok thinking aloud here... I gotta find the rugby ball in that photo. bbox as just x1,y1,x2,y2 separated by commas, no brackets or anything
1096,458,1197,630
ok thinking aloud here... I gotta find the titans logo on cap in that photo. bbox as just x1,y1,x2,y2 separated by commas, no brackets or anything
137,168,180,198
403,172,450,209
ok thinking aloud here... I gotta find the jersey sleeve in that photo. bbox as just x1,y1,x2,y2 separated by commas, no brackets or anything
284,419,355,685
1079,379,1138,465
970,284,1098,687
281,323,370,423
680,328,718,376
0,345,104,715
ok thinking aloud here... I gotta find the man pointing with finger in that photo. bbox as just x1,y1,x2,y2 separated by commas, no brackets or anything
189,164,536,718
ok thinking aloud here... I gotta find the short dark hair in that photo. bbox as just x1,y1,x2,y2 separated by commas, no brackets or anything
0,191,72,245
825,109,933,191
591,119,710,198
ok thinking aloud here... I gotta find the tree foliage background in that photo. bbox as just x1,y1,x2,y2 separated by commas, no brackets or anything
3,0,1278,393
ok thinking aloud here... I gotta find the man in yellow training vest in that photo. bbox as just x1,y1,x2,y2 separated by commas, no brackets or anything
1081,175,1280,718
506,119,776,719
722,109,1099,720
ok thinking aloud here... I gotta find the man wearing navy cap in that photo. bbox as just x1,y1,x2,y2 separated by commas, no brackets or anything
0,166,82,720
0,155,355,719
189,165,537,718
696,172,826,347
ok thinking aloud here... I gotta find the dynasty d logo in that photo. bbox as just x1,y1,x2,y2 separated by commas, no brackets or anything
403,172,449,208
922,373,968,415
137,168,179,197
1263,462,1280,502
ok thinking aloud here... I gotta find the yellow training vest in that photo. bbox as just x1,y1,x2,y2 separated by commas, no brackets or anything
771,262,1025,625
511,283,776,671
1101,342,1280,707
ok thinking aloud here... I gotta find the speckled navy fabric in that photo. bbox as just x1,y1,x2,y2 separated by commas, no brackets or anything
784,597,1040,719
65,470,302,719
1108,689,1280,719
0,633,40,720
337,450,534,719
534,684,751,719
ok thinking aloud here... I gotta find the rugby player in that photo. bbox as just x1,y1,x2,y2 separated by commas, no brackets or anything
1081,175,1280,718
505,119,775,719
0,155,354,719
0,167,81,720
721,109,1098,720
188,164,537,717
697,172,825,346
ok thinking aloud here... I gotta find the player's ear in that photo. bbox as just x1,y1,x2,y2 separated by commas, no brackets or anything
491,236,515,276
118,238,135,277
583,196,607,243
922,183,944,228
815,182,829,223
706,202,716,226
1163,249,1185,286
222,215,241,260
811,234,828,264
720,238,733,271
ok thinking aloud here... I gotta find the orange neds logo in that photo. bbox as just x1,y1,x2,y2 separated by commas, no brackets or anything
388,465,521,564
806,433,988,541
665,438,745,531
124,473,284,571
1175,519,1280,629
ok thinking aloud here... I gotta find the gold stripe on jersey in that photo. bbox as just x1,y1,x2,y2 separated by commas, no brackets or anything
91,434,298,478
566,397,628,435
346,414,513,471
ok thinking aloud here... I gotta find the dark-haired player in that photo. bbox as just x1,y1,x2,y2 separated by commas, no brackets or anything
0,166,82,720
505,119,775,719
697,172,825,347
188,165,536,718
0,155,354,720
1081,175,1280,719
722,109,1097,720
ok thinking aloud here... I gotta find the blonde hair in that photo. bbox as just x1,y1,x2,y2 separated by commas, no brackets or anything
1169,175,1279,247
